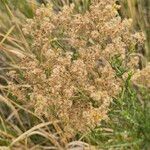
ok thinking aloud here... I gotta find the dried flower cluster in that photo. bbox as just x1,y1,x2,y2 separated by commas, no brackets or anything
7,0,144,137
132,65,150,89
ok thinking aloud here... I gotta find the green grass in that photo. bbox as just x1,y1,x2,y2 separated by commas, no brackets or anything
83,73,150,149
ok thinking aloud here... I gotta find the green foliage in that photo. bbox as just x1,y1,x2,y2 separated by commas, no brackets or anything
51,0,91,12
0,0,35,18
110,54,128,77
85,74,150,149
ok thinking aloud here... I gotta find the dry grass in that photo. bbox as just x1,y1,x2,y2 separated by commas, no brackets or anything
121,0,150,60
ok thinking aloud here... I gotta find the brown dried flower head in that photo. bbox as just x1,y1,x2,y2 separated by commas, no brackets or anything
7,0,144,137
